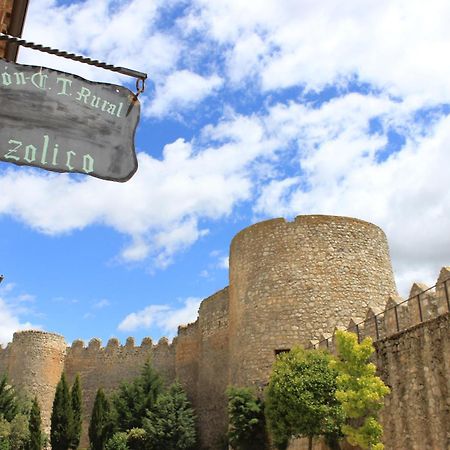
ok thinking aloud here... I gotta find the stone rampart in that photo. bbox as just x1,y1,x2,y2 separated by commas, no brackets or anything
64,336,176,448
313,266,450,351
197,287,230,449
376,312,450,450
0,216,448,450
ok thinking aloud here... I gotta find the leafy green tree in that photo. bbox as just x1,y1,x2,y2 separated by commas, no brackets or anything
332,330,390,450
265,347,343,450
0,375,19,422
28,397,42,450
143,382,196,450
89,388,113,450
112,361,163,431
226,386,267,450
50,373,73,450
70,375,82,449
8,415,29,450
104,432,128,450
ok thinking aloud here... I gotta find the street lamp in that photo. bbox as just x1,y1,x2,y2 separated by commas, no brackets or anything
0,275,4,284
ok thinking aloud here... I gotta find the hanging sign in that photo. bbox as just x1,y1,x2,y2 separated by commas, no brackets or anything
0,60,140,182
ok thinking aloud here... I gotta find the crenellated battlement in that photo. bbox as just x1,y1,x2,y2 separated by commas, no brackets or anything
67,335,174,355
312,266,450,351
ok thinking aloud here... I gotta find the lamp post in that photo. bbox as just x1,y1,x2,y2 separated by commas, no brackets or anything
0,275,4,284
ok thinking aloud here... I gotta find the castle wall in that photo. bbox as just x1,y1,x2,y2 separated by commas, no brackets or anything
197,287,230,449
64,337,176,448
0,216,448,450
228,215,398,387
174,321,200,402
376,312,450,450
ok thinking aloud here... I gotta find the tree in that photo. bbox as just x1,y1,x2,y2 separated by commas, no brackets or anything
70,375,82,449
8,415,29,450
332,330,390,450
0,375,19,422
50,373,73,450
226,386,267,450
28,397,42,450
89,388,113,450
143,382,196,450
112,361,162,431
265,347,343,450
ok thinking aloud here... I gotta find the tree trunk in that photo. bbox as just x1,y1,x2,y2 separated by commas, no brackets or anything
308,435,313,450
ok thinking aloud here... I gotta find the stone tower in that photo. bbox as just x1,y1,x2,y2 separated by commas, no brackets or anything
6,331,67,435
228,215,398,387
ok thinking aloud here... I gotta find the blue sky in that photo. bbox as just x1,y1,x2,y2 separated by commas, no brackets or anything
1,0,450,346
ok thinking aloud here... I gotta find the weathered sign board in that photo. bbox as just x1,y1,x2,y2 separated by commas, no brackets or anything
0,59,140,182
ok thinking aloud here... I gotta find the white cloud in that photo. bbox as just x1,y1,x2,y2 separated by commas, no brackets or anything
217,256,229,270
0,285,41,346
93,299,111,309
188,0,450,104
4,0,450,293
0,110,280,268
118,297,201,337
147,70,223,117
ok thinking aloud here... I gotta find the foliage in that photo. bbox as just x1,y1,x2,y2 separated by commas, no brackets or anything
0,376,32,450
89,388,113,450
226,386,267,450
112,361,163,431
265,347,343,450
0,375,19,423
332,330,390,450
28,397,42,450
143,382,196,450
104,432,129,450
126,428,146,450
70,375,82,449
8,415,29,450
50,373,73,450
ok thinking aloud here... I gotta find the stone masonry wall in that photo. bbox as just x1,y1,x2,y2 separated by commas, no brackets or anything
197,287,230,449
0,0,13,58
64,337,176,448
376,312,450,450
228,215,398,388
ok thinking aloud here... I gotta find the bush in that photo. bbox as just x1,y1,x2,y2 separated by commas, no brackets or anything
105,432,129,450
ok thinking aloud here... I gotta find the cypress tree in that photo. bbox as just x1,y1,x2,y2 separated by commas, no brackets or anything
89,389,112,450
28,397,42,450
112,361,162,431
0,374,19,422
70,375,82,449
143,382,197,450
50,373,73,450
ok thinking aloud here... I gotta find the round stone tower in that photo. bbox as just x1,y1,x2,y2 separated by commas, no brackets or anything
228,215,397,387
8,330,67,435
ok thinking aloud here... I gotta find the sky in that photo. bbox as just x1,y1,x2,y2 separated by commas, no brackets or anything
1,0,450,346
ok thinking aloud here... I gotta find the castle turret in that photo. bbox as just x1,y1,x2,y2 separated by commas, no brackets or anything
228,215,398,387
7,330,67,435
